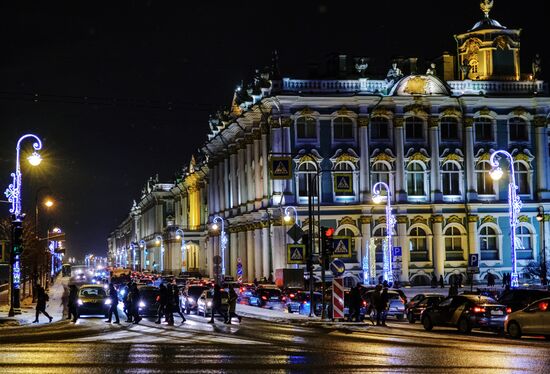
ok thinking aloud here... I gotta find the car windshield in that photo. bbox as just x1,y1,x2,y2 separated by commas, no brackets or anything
466,295,498,304
140,290,159,299
188,287,206,298
260,289,281,297
80,287,106,297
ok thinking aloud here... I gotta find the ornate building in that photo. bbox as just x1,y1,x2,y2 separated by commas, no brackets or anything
109,2,550,285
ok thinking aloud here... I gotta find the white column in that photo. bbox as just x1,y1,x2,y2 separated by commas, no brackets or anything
468,215,480,282
432,215,445,278
254,133,263,210
224,158,230,215
272,223,286,273
271,126,283,204
465,118,476,200
397,216,409,283
261,131,269,206
246,228,255,281
229,148,238,211
254,225,263,280
230,231,238,277
535,120,549,198
262,224,270,279
282,124,293,198
246,140,255,211
394,118,406,202
358,118,369,203
429,119,442,202
360,216,372,280
238,230,248,280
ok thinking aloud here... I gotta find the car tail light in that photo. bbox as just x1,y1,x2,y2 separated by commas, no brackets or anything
400,297,406,304
303,301,308,305
289,293,295,298
362,300,367,307
261,296,267,301
282,296,286,301
472,306,486,313
506,307,512,314
240,287,244,292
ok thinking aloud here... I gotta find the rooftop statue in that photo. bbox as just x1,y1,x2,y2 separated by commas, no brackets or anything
354,57,369,77
532,54,542,80
426,63,437,76
385,62,403,89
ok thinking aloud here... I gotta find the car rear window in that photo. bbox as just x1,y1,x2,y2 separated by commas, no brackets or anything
141,290,159,298
188,287,206,297
80,288,106,297
260,289,281,297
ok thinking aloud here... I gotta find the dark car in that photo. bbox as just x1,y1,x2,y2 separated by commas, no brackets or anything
249,286,284,309
76,285,110,317
299,292,323,316
180,285,207,314
286,291,310,313
137,286,160,316
422,295,507,333
498,288,550,312
406,295,445,323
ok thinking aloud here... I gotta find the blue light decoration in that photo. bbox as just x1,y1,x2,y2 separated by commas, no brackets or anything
212,215,226,279
130,242,136,270
372,182,396,285
13,255,20,287
175,228,186,273
49,241,55,277
139,239,147,269
490,150,522,288
362,255,370,285
155,235,164,272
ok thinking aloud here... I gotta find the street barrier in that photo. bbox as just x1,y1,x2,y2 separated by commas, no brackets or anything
332,278,344,319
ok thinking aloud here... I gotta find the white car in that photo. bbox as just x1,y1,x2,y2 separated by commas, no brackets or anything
197,290,229,317
505,297,550,339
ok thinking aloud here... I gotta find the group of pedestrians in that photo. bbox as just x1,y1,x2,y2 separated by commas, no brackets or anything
208,284,242,325
155,283,186,325
348,284,389,326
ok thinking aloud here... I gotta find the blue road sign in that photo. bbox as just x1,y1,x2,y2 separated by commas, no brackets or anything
468,254,479,268
393,246,402,257
330,259,346,277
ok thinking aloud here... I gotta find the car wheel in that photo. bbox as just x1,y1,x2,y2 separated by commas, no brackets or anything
457,317,471,333
396,314,404,321
507,321,522,339
407,312,415,324
422,316,433,331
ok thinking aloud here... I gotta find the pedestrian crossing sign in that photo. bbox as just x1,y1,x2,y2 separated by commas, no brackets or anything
287,244,306,264
333,173,353,193
331,236,352,258
270,157,292,179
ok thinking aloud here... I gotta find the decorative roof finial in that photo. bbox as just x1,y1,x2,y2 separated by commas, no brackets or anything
480,0,493,18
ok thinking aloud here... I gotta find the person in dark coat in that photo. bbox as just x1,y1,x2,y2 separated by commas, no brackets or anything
129,284,142,324
348,284,362,322
208,284,227,324
105,283,120,324
225,287,241,324
156,283,168,324
67,284,79,322
377,287,389,326
371,285,385,326
33,285,53,323
169,284,186,324
439,275,445,288
122,282,132,322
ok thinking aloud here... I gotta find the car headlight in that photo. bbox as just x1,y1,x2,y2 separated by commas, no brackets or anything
103,284,108,289
139,301,146,308
105,299,112,305
77,299,83,305
120,290,126,296
207,301,212,307
187,297,194,304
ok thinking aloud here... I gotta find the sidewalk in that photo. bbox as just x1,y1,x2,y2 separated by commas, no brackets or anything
0,276,67,327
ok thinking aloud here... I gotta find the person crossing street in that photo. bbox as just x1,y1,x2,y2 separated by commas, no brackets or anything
105,283,120,324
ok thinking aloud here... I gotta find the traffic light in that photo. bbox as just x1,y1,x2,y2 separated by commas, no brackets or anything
11,219,24,256
321,226,335,255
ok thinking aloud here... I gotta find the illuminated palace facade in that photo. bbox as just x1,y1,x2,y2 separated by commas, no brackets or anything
109,4,550,285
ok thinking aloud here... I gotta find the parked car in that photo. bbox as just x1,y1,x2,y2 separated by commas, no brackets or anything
180,285,208,314
286,291,310,313
422,295,507,333
498,288,550,312
197,289,229,317
505,297,550,339
76,284,110,317
137,285,160,316
249,286,284,309
238,283,256,303
406,295,445,323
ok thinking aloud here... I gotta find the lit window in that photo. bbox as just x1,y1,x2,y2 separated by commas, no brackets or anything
514,162,530,195
409,227,428,261
442,162,461,195
476,161,495,195
406,162,425,196
297,161,318,199
444,226,463,261
480,226,498,260
371,162,391,193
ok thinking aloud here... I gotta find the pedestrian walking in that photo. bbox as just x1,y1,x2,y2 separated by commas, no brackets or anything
156,283,168,324
439,275,445,288
348,284,362,322
67,284,79,322
33,285,53,323
169,284,186,324
61,285,69,318
378,287,389,326
122,282,132,322
431,274,438,288
208,284,227,324
129,283,142,324
225,287,241,324
105,283,120,324
372,285,386,326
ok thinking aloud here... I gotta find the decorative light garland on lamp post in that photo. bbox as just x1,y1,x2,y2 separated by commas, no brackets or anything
490,150,522,288
283,206,298,224
212,215,226,280
372,181,396,285
175,228,186,273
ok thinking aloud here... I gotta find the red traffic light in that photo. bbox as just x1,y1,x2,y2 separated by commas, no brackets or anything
324,227,334,237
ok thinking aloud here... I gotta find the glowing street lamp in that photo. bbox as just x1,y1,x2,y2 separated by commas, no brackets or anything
212,215,226,281
155,235,164,273
175,228,186,273
490,150,522,288
372,181,396,284
4,134,43,316
283,206,298,224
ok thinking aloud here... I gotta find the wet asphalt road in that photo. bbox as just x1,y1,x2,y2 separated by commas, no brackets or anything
0,311,549,373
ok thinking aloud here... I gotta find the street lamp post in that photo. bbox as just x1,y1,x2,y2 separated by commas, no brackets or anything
372,181,396,285
536,207,547,286
212,215,226,283
4,134,42,317
155,235,164,274
490,150,522,288
175,228,186,274
139,239,147,271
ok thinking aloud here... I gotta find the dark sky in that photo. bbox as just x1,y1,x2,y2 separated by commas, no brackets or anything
0,0,547,259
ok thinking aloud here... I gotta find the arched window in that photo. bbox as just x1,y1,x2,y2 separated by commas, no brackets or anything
406,162,426,196
514,161,530,195
296,116,317,140
405,116,424,141
372,227,386,263
470,59,478,74
371,161,391,194
440,116,459,141
442,161,461,196
474,117,493,142
516,225,533,260
333,116,353,140
444,226,464,261
409,227,428,261
509,117,528,142
333,161,355,196
476,161,495,195
480,226,499,260
296,161,318,199
370,116,390,141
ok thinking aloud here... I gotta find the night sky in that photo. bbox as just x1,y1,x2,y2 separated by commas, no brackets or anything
0,0,547,259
